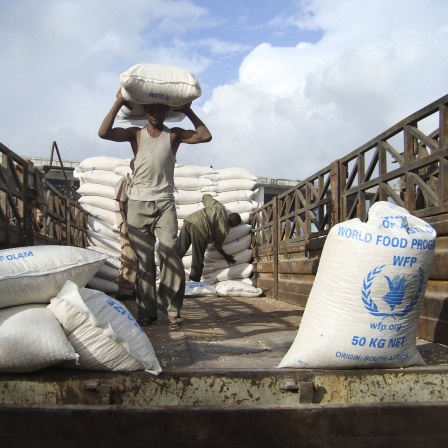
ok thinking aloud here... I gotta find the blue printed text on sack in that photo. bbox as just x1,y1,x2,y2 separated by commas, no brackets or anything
337,226,373,243
337,226,435,251
147,92,171,101
0,250,33,262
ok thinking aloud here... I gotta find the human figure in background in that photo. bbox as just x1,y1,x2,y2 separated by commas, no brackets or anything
99,89,212,326
178,194,242,282
115,159,138,301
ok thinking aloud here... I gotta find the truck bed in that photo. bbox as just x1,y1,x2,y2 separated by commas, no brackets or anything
132,294,302,371
127,294,448,373
2,294,448,447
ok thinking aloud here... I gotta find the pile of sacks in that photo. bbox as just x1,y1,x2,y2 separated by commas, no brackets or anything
0,245,161,374
74,156,263,298
75,156,132,295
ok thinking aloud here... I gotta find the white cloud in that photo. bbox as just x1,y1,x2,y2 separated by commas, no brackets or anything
198,38,252,57
179,0,448,179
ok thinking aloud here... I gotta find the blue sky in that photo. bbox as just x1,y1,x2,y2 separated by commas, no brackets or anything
1,0,447,180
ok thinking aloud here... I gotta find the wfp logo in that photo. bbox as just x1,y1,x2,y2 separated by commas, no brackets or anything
361,265,424,318
383,275,413,310
147,92,171,101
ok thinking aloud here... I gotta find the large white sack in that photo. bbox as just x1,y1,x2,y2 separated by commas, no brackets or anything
74,169,122,187
215,190,255,204
0,245,107,308
87,215,119,240
95,263,120,282
174,176,214,190
241,278,256,286
223,224,252,244
77,183,117,200
114,166,132,177
204,167,257,181
86,246,120,270
120,63,201,106
176,202,205,219
202,262,253,284
77,156,130,173
0,304,78,373
205,234,252,261
224,200,258,214
87,276,119,295
81,204,116,227
203,179,257,193
174,189,216,205
73,168,121,187
48,281,161,374
215,280,262,298
174,165,217,177
206,249,252,270
79,195,116,212
87,230,121,254
279,202,437,370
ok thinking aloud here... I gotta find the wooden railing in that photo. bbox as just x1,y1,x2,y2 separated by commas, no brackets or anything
251,94,448,344
0,142,88,249
252,94,448,258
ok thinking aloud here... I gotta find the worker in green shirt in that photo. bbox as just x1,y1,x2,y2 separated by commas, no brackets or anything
178,194,242,282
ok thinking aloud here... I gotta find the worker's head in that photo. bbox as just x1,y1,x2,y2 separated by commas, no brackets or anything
144,104,169,127
229,213,242,228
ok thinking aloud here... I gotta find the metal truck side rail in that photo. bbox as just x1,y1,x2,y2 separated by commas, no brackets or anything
251,94,448,344
0,142,87,249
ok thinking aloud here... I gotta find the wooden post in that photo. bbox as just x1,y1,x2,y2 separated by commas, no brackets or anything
440,105,448,207
273,196,279,300
404,124,418,211
330,160,340,226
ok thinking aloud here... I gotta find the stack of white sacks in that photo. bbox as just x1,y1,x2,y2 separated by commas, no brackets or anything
74,156,263,298
75,156,132,295
0,245,161,374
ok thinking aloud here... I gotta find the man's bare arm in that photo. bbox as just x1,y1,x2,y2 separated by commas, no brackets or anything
98,89,139,150
171,103,212,147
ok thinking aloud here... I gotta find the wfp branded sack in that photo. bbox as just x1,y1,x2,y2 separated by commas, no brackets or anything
278,202,436,369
